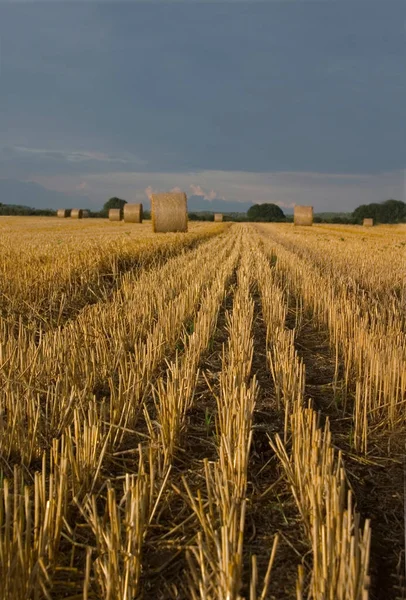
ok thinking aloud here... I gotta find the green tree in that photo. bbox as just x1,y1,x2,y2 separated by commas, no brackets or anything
247,203,285,222
103,197,127,212
352,199,406,224
380,199,406,223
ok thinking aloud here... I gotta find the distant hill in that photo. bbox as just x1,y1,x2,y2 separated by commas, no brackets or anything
0,179,91,210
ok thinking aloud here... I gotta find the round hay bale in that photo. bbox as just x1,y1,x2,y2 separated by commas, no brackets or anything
214,213,223,222
57,209,68,218
124,203,143,223
71,209,83,219
363,218,373,227
151,192,188,233
82,210,90,218
294,205,313,226
109,208,122,221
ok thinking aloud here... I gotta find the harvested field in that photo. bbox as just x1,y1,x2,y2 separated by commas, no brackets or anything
0,218,405,599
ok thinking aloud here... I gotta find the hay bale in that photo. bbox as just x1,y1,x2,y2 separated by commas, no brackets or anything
109,208,122,221
294,205,313,226
82,210,90,218
363,218,373,227
57,209,68,218
124,203,143,223
151,192,188,233
214,213,223,222
71,209,83,219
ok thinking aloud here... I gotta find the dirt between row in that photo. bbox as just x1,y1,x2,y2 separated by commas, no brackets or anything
139,271,237,599
142,277,306,599
285,300,406,600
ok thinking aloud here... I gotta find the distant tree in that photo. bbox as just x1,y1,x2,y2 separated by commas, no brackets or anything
98,197,127,218
102,197,127,213
247,203,285,222
0,203,55,216
380,199,406,223
187,212,213,221
352,203,381,223
223,214,239,222
191,213,209,221
352,199,406,224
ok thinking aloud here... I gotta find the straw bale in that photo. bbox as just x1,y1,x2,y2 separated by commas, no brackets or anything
363,218,373,227
124,203,143,223
294,205,313,226
151,192,188,233
82,210,90,218
71,209,83,219
109,208,122,221
214,213,223,222
57,209,68,218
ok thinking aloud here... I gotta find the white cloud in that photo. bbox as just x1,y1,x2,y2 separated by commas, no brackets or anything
76,181,88,190
10,145,146,166
189,184,225,201
144,185,154,200
190,184,205,197
145,185,183,200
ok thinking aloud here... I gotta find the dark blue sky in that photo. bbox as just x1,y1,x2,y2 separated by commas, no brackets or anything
1,1,405,210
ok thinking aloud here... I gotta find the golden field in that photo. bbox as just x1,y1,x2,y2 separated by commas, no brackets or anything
0,218,405,599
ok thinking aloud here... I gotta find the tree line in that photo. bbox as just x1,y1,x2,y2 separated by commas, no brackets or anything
0,197,405,224
245,199,406,223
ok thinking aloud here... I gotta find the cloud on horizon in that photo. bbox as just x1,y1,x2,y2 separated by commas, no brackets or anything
29,169,405,212
189,184,225,202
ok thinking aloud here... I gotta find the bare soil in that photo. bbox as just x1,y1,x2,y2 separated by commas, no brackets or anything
286,303,406,600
